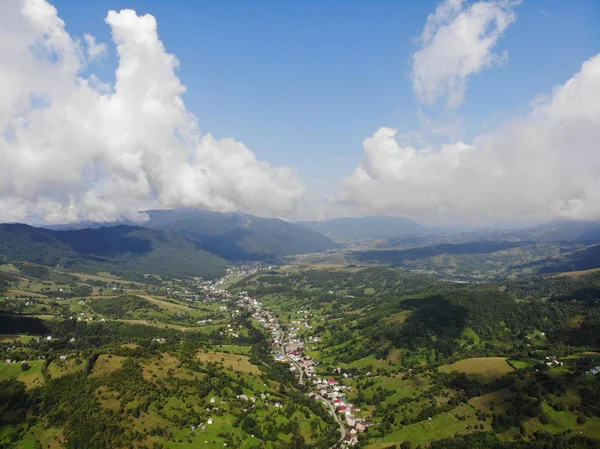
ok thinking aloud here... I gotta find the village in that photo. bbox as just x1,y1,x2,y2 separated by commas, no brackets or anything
194,267,374,448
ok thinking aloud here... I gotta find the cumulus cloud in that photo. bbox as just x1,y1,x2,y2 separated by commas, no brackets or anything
412,0,518,108
83,33,107,61
341,54,600,224
0,0,304,224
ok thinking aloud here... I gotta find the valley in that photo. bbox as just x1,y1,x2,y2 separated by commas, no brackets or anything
2,215,600,449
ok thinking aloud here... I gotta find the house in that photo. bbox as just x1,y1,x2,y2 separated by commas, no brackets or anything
207,418,213,425
327,378,338,385
210,397,216,403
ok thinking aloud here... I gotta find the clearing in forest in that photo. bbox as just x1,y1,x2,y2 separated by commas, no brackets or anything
197,351,261,374
91,354,126,376
439,357,514,381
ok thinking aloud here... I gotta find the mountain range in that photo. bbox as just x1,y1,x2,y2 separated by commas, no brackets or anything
0,224,228,279
5,211,600,279
142,209,341,260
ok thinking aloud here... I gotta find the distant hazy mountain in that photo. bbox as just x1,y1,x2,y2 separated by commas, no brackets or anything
295,216,429,241
0,224,227,278
143,209,340,261
518,219,600,242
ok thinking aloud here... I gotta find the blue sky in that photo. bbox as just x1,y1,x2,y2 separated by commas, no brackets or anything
2,0,600,224
52,0,599,183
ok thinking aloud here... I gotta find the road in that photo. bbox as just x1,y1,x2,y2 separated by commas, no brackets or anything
280,332,346,442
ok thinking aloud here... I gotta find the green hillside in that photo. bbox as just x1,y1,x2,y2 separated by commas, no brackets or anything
516,243,600,275
0,224,227,279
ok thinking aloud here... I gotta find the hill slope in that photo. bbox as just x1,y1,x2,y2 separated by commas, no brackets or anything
295,216,429,241
517,243,600,274
143,209,340,260
0,224,227,278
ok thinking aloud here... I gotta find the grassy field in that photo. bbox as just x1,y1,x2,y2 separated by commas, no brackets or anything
0,263,19,272
346,373,432,420
140,353,204,382
555,267,600,279
138,295,197,314
469,388,512,413
508,359,534,369
0,360,44,388
197,351,261,374
439,357,514,381
523,401,600,439
0,334,35,344
367,403,487,448
91,354,126,377
382,310,413,324
48,357,86,378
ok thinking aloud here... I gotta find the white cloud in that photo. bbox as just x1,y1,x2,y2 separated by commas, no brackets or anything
340,53,600,225
0,1,304,224
84,33,107,61
412,0,518,108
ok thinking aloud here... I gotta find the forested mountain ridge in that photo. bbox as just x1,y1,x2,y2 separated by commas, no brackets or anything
516,243,600,275
45,209,341,261
142,209,341,260
0,223,228,278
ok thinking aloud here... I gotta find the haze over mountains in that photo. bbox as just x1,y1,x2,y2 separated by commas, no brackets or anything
0,210,341,278
295,216,429,241
5,209,600,281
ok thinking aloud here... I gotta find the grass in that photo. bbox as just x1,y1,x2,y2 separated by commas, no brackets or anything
508,359,533,369
91,354,126,377
15,426,63,449
140,353,204,382
214,344,252,355
460,327,481,344
197,351,261,374
48,357,86,378
0,360,44,388
138,295,197,314
469,388,511,413
337,354,397,372
556,267,600,279
0,264,19,272
382,310,413,324
368,403,486,447
524,402,600,439
0,334,34,344
439,357,514,382
347,374,432,415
